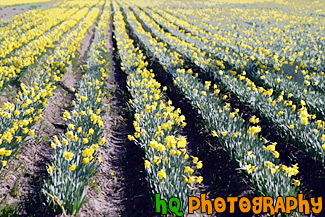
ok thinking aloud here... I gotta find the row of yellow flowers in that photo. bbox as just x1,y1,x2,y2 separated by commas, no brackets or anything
129,4,325,167
158,2,325,93
0,8,87,90
113,1,202,215
0,0,52,7
120,3,301,216
59,0,101,8
0,7,56,42
0,7,71,59
43,1,109,214
146,6,325,118
0,5,100,172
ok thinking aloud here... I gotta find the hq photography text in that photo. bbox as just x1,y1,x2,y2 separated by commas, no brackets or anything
155,193,323,216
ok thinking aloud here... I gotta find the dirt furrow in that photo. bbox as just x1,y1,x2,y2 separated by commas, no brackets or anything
0,7,102,215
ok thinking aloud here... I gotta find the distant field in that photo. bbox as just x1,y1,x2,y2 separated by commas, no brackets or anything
0,0,53,7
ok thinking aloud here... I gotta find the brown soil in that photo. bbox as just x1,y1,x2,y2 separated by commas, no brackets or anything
107,62,153,217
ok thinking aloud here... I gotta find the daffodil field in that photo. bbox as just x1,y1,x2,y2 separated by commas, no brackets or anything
0,0,52,7
0,0,324,216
